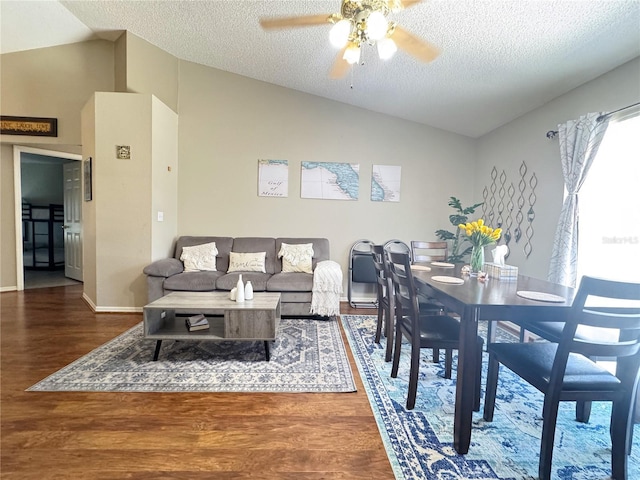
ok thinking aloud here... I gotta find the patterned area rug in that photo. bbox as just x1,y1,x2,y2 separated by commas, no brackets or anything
28,318,356,393
342,314,640,480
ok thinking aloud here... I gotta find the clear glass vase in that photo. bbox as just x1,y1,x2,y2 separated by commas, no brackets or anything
470,245,484,275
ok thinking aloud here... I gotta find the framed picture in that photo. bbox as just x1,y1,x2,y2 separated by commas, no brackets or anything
84,157,92,201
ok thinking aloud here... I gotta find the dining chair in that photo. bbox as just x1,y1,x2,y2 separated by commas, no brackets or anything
371,245,395,362
383,238,411,255
407,240,450,355
372,244,444,363
348,239,378,308
516,307,640,425
410,241,448,264
483,276,640,480
373,246,447,363
387,251,484,410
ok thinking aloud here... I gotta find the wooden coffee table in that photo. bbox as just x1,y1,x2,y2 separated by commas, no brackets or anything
143,291,281,361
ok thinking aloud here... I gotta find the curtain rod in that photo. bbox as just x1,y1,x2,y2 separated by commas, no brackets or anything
546,101,640,139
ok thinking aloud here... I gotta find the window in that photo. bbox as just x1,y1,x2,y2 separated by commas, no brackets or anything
577,113,640,283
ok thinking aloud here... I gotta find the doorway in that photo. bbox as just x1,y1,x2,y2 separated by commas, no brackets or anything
13,146,83,290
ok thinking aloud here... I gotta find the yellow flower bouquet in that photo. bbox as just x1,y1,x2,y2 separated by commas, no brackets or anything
458,219,502,273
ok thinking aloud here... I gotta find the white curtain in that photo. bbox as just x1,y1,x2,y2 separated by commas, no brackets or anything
548,112,610,287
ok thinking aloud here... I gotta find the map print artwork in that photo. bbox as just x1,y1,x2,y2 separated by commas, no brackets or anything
258,159,288,197
371,165,401,202
301,162,360,200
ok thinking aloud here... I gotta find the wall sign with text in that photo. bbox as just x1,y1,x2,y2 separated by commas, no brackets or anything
1,116,58,137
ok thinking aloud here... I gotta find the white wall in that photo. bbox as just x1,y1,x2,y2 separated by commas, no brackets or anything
475,57,640,280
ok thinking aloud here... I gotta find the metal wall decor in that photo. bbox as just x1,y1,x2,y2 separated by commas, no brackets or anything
524,172,537,258
514,162,527,243
482,162,537,259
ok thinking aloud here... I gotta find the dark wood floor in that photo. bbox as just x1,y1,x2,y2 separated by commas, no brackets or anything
1,285,392,479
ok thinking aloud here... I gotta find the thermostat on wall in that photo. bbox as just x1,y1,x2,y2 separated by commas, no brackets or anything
116,145,131,159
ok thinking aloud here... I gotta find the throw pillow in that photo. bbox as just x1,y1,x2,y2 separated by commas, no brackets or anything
227,251,267,273
278,243,314,273
180,242,218,272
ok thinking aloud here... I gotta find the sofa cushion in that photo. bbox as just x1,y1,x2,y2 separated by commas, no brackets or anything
231,238,277,274
267,272,314,292
227,251,267,273
278,243,314,273
180,241,218,272
216,272,271,291
275,238,330,273
164,271,222,291
174,237,234,273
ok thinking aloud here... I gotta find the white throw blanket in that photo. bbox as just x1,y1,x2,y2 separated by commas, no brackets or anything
310,260,343,317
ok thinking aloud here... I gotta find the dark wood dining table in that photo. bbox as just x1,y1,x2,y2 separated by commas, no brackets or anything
411,264,575,454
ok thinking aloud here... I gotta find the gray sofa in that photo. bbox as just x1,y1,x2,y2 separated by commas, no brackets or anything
143,236,331,316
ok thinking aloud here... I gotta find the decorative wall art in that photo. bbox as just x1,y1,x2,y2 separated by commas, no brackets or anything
258,159,289,197
116,145,131,160
1,116,57,137
482,163,537,258
84,157,92,202
371,165,401,202
300,161,359,200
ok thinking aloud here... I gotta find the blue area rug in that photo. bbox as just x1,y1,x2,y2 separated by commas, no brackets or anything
342,314,640,480
28,318,356,393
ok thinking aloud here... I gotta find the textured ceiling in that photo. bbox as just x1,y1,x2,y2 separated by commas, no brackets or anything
2,0,639,138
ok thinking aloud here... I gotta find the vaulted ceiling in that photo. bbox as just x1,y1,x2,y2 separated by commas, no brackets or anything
2,1,639,138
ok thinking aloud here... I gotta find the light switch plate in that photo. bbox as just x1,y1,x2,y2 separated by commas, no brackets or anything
157,211,164,222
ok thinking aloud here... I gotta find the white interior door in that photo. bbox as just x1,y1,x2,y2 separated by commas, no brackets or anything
63,162,83,281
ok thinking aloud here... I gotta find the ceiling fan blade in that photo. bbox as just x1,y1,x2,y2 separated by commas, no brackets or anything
329,47,351,79
392,25,440,63
260,14,332,30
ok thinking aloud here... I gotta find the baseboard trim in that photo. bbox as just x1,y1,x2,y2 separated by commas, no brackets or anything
81,294,142,313
82,293,97,312
0,286,17,292
340,295,376,303
95,306,143,313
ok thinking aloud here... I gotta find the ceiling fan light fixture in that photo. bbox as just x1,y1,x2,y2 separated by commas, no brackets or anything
377,37,397,60
343,42,361,64
366,10,388,41
329,19,352,48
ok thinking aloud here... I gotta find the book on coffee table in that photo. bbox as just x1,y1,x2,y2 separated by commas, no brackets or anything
187,322,209,332
185,314,209,331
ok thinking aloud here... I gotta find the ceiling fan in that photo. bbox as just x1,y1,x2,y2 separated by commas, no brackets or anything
259,0,440,79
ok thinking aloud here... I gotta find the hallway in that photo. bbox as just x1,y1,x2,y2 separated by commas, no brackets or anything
24,269,81,289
